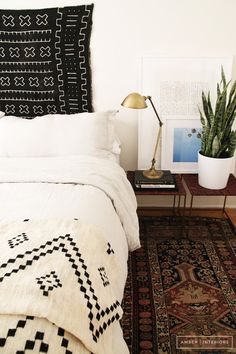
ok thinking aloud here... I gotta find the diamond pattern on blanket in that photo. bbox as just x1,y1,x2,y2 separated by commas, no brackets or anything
107,242,115,255
0,315,82,353
0,224,122,345
36,271,62,296
8,232,29,248
0,5,94,117
0,315,34,348
98,267,110,287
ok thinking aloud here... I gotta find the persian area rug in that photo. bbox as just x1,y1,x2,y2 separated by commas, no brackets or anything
121,216,236,354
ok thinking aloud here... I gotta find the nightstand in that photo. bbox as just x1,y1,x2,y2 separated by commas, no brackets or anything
127,171,186,214
183,173,236,216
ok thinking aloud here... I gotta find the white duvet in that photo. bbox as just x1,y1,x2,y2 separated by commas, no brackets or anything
0,154,139,251
0,154,140,354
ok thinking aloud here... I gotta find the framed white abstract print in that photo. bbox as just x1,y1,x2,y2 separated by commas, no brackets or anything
138,56,233,172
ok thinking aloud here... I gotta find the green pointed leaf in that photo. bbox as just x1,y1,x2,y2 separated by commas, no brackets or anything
207,91,213,116
227,80,236,109
217,83,221,97
201,92,209,122
221,66,227,87
212,135,220,157
228,131,236,157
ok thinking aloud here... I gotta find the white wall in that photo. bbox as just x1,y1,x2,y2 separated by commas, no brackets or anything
2,0,236,207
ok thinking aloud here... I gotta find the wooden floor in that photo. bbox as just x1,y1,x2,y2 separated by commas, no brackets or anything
138,207,236,227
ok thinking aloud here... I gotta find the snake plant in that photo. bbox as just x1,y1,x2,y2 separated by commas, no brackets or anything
199,67,236,158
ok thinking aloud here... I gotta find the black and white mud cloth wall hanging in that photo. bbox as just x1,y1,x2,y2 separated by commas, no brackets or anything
0,4,94,117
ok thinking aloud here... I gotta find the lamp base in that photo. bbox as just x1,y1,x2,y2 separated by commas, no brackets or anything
143,168,163,179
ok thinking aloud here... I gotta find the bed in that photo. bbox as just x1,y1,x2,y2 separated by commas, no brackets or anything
0,111,140,354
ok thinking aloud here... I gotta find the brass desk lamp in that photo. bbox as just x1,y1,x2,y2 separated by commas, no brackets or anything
121,92,163,179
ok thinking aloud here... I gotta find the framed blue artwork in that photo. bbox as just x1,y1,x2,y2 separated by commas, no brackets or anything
173,128,202,163
161,119,202,173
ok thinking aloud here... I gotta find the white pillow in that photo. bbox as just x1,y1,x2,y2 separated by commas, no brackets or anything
107,111,121,155
0,111,5,118
0,111,119,157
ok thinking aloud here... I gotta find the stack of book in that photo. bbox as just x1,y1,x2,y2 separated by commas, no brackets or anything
134,170,176,189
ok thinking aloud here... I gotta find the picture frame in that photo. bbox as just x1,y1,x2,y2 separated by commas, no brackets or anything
161,118,202,173
138,56,233,172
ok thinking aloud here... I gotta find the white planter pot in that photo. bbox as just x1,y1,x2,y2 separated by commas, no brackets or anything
198,152,234,189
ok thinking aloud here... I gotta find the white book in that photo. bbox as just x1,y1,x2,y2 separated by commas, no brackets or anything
135,184,176,189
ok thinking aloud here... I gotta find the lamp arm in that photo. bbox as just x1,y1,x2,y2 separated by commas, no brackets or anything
146,96,163,170
146,96,163,127
150,125,162,169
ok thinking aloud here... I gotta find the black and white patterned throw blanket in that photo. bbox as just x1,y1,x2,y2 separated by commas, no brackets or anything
0,218,124,354
0,5,93,117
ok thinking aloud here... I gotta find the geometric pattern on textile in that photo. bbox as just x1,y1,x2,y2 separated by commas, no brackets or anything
0,315,49,352
107,242,115,255
0,5,93,117
0,232,120,343
8,232,29,248
98,267,110,287
122,216,236,354
36,271,62,296
0,315,89,353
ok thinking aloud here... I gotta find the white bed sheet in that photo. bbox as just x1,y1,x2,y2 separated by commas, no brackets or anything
0,154,139,250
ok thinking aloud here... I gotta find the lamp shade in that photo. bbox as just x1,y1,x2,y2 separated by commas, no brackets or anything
121,92,147,109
